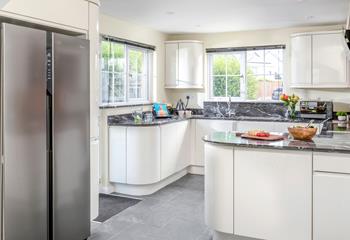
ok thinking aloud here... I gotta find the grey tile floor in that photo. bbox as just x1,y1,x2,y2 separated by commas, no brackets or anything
89,174,212,240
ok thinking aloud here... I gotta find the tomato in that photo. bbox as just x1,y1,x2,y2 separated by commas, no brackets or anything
256,132,270,137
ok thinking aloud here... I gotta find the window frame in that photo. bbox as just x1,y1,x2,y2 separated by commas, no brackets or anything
207,47,284,102
100,38,153,107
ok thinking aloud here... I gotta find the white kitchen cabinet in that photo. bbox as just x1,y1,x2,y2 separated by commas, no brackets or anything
313,32,348,87
205,143,233,234
160,121,190,179
195,119,234,166
165,42,178,87
127,127,161,185
109,127,127,183
314,172,350,240
90,139,99,219
236,121,275,132
234,148,312,240
1,0,89,30
290,31,350,88
291,35,312,87
165,41,204,89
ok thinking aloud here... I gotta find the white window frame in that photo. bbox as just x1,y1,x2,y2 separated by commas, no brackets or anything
208,48,284,101
100,39,153,106
208,51,246,101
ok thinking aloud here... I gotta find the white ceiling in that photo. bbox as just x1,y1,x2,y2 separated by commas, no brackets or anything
100,0,349,34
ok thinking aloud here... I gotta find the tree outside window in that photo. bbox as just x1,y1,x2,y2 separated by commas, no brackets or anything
101,38,152,105
209,48,284,101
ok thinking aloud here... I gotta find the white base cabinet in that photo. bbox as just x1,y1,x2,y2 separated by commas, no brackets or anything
205,143,233,234
313,152,350,240
234,148,312,240
126,127,161,185
195,120,234,166
109,127,127,183
160,121,190,179
313,172,350,240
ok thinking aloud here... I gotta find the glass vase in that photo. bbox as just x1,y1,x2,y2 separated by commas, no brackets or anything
288,104,296,120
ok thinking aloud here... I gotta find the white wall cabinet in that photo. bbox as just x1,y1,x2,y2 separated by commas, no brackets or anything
195,120,234,166
234,148,312,240
1,0,89,31
160,121,190,179
291,31,350,88
291,35,312,87
165,41,204,89
313,33,348,87
127,127,161,185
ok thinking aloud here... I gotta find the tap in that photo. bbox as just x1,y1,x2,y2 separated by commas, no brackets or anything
226,96,235,118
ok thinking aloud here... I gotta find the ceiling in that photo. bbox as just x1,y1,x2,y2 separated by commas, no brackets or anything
100,0,349,34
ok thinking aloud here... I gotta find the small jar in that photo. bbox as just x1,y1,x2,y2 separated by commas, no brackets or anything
143,112,153,123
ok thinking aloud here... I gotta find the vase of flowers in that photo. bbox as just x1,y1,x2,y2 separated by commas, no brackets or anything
280,93,300,120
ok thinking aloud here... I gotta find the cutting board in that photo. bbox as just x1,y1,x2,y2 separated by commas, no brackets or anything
241,134,285,141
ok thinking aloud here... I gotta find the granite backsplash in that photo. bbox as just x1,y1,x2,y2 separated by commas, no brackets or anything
203,101,288,119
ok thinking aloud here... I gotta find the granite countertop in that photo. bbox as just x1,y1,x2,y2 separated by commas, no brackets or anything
108,114,324,127
203,131,350,153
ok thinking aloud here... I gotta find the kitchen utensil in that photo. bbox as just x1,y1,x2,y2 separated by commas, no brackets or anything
306,119,314,128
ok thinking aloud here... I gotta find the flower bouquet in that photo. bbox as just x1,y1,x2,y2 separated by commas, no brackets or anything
280,93,300,120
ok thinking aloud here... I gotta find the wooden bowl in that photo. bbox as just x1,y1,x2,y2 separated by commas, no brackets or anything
288,127,317,141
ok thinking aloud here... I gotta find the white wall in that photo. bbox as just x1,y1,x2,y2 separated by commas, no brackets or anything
99,14,168,186
166,24,350,111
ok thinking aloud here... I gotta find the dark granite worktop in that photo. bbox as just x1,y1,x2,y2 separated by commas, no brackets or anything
203,131,350,153
108,114,324,127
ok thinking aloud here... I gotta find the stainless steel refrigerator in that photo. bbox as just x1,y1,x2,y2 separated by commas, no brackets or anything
0,23,90,240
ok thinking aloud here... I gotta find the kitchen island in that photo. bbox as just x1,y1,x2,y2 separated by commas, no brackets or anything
203,132,350,240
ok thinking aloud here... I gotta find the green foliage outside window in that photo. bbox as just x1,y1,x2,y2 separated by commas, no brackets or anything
212,54,259,98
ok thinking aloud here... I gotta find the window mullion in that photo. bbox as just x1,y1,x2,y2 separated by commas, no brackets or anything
125,45,129,102
225,55,228,98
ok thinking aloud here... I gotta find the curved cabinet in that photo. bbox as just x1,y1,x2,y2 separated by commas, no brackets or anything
126,127,161,185
165,41,204,88
204,143,233,234
160,121,190,179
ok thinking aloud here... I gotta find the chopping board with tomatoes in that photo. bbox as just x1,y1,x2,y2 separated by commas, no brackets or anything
241,130,285,141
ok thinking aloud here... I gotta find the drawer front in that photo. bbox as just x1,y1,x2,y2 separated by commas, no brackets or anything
314,152,350,174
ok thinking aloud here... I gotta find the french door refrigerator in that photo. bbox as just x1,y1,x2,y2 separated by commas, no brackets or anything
0,23,90,240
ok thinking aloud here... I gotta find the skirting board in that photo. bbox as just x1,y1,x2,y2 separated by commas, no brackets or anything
100,165,204,196
213,231,259,240
110,169,188,196
188,165,204,175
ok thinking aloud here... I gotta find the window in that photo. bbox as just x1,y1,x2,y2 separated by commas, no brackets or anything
100,37,153,105
208,46,284,101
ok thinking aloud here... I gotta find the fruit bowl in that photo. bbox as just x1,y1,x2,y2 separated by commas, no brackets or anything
288,126,317,141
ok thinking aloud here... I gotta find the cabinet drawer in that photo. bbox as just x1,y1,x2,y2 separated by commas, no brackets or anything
314,152,350,174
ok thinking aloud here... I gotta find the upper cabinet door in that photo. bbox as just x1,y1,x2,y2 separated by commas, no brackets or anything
312,33,348,87
291,35,312,87
165,42,179,87
1,0,89,30
165,41,204,89
178,42,204,88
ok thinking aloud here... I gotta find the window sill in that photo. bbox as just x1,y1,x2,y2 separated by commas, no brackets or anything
99,101,153,109
206,99,282,103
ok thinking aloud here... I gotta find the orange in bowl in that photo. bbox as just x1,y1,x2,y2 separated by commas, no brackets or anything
288,126,317,141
